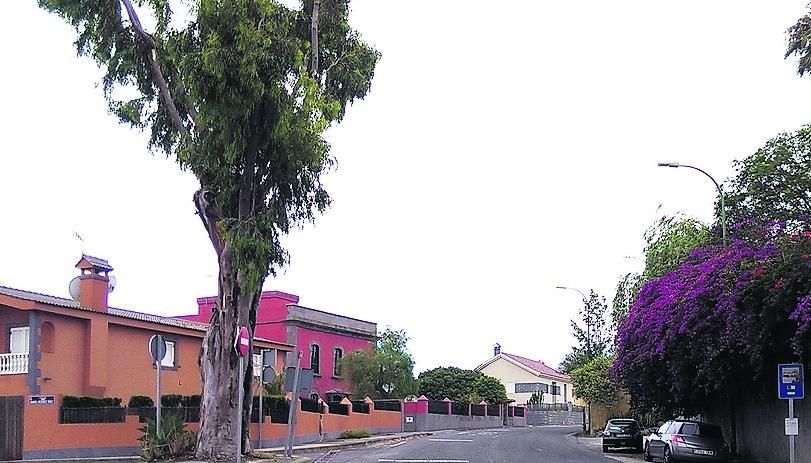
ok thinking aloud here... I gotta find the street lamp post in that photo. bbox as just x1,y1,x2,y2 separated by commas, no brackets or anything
555,286,590,355
657,162,728,247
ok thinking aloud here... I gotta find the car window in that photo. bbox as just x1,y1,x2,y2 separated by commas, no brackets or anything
698,424,723,438
679,423,699,435
666,422,682,434
658,422,671,434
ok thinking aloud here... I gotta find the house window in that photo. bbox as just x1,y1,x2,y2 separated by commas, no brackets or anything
551,383,561,396
563,384,568,402
9,327,29,354
333,348,343,377
515,382,548,394
161,340,176,368
310,344,320,375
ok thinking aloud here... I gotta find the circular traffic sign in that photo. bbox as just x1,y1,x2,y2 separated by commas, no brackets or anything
149,334,167,363
235,326,250,357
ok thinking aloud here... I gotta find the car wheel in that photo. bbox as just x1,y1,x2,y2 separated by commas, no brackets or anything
663,446,675,463
643,444,653,462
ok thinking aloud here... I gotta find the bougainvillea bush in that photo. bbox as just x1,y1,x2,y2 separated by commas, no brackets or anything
614,222,811,416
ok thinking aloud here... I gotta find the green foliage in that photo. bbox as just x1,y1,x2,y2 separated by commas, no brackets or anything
138,415,197,461
128,396,155,408
723,126,811,232
570,355,619,407
560,290,611,373
527,390,544,406
63,396,122,408
339,429,371,439
38,0,380,288
417,367,508,403
343,328,418,399
264,370,286,396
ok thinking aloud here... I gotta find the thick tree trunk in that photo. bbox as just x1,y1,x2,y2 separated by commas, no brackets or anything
193,190,264,460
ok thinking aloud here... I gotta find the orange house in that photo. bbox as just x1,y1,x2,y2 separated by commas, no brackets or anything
0,255,291,401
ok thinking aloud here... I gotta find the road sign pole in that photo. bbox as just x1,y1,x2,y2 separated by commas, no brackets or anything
236,355,245,463
285,351,303,458
156,335,162,432
259,354,264,449
789,398,795,463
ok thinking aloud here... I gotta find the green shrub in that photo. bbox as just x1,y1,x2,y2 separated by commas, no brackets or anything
128,396,155,408
138,415,197,461
160,395,183,407
340,429,371,439
62,396,122,408
180,395,201,407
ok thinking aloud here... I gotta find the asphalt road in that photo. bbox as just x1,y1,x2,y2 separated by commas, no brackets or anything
308,426,618,463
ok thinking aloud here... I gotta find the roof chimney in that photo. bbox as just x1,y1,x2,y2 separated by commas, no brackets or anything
75,255,113,312
494,343,501,356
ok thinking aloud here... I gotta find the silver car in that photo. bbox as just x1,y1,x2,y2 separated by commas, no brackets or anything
644,420,729,462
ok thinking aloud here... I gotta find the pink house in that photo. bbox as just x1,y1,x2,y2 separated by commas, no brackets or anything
179,291,377,401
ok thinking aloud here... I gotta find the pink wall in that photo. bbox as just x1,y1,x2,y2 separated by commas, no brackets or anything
295,326,373,395
179,291,299,343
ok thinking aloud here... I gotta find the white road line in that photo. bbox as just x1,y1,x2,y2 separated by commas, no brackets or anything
377,460,470,463
389,441,407,448
428,438,473,442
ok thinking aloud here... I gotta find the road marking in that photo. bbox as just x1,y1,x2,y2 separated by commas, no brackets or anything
389,441,407,448
428,438,473,442
377,460,469,463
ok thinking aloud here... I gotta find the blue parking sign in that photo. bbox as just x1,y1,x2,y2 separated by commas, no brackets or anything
778,363,805,400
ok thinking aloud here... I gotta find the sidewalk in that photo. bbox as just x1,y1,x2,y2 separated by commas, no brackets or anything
258,431,434,454
571,434,644,463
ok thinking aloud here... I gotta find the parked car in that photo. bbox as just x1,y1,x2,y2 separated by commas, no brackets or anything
602,418,643,452
644,419,729,462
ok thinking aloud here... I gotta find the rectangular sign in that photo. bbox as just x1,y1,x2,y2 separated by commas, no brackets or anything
405,416,414,423
786,418,799,436
284,367,314,395
29,395,55,405
779,363,805,399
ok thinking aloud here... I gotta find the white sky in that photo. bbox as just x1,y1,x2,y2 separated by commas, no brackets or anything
3,1,811,374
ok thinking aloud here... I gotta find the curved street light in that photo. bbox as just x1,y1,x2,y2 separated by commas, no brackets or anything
657,162,728,247
555,286,590,354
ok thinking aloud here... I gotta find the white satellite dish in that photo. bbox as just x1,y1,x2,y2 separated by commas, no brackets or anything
108,275,117,293
69,276,81,301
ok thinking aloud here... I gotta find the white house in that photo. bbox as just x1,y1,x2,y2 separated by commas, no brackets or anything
475,344,573,405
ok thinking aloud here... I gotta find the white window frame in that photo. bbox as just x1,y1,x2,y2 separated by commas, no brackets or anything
9,327,29,354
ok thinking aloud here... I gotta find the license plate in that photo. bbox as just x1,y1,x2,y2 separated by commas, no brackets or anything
693,449,714,456
618,434,630,438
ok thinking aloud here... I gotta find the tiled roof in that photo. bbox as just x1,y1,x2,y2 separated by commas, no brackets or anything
0,285,291,347
502,353,570,381
80,255,114,271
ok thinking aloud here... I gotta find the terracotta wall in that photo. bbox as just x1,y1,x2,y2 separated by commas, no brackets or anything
296,326,373,395
0,375,27,395
37,313,87,396
106,324,203,400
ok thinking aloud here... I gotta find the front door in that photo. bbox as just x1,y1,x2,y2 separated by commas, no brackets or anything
0,396,24,460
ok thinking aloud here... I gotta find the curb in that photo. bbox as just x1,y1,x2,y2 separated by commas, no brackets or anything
259,432,434,453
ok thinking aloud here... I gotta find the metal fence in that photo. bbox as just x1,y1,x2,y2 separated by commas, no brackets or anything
300,397,321,413
470,404,486,416
352,401,370,414
137,406,200,423
60,407,127,424
428,400,449,415
328,402,350,416
486,404,501,417
373,400,402,412
451,402,469,416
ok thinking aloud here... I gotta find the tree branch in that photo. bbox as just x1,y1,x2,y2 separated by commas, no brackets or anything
238,104,264,220
120,0,194,137
194,189,225,257
309,0,321,78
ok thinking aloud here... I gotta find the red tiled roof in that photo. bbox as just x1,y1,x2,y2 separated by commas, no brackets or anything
502,353,570,380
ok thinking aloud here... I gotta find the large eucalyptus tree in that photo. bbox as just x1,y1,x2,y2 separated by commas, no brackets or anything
38,0,379,457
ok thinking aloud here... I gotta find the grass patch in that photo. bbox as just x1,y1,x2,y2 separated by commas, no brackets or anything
340,429,372,439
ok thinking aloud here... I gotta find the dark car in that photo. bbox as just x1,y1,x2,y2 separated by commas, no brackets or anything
644,420,729,462
602,418,643,452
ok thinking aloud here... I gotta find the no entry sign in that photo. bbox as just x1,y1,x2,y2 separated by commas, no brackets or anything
235,326,250,357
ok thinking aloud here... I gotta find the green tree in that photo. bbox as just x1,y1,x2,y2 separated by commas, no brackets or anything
417,367,507,403
527,390,544,406
570,356,619,407
722,126,811,232
343,329,418,399
560,290,610,373
38,0,379,457
611,216,711,328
